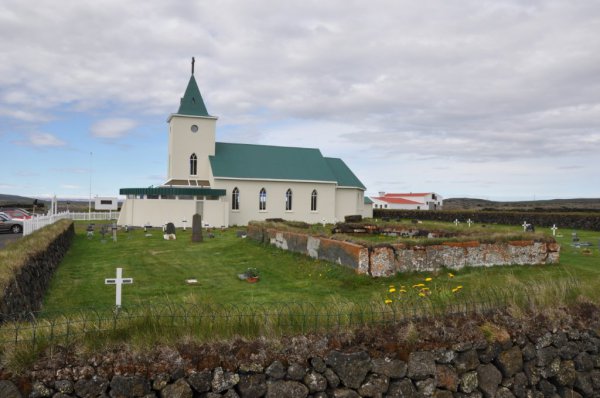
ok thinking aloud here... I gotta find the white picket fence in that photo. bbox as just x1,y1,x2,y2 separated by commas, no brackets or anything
22,211,120,236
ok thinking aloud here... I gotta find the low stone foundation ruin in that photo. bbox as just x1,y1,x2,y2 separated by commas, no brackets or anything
247,225,560,277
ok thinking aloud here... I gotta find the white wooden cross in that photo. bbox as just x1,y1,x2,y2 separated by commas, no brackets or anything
522,221,529,231
467,219,473,228
182,219,187,231
104,268,133,308
454,219,460,226
551,224,558,236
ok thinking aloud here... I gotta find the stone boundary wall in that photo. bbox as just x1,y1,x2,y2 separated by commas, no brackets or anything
2,325,599,397
0,222,74,316
246,225,560,277
373,209,600,232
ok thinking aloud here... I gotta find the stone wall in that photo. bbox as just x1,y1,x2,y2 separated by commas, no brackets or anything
373,209,600,232
0,221,74,317
247,225,560,277
2,324,599,397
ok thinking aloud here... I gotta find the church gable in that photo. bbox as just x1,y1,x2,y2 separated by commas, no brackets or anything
324,157,366,190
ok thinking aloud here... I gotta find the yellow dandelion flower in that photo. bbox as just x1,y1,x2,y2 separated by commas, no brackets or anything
389,287,396,293
448,272,454,278
420,287,430,291
399,289,407,293
389,284,395,288
418,292,426,297
425,277,432,282
456,285,463,289
384,299,393,304
412,283,425,288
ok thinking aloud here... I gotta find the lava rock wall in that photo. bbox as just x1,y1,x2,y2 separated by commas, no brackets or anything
0,222,74,317
3,325,600,397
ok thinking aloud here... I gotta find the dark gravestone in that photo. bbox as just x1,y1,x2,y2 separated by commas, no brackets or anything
163,222,177,240
192,214,203,243
165,222,176,235
525,224,535,232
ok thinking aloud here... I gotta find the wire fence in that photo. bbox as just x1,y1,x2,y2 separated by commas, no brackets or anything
0,294,512,350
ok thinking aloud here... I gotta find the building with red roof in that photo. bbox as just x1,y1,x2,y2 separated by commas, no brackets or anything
370,192,443,210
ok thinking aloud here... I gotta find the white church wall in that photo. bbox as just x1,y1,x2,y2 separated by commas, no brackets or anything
335,188,365,221
117,198,227,228
168,115,216,182
214,179,338,225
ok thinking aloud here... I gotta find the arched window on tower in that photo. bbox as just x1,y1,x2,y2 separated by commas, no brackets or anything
190,153,197,175
232,187,240,210
259,188,267,211
311,189,318,211
285,189,293,211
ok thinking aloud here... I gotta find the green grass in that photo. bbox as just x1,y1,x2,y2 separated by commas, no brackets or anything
1,220,598,369
40,221,600,312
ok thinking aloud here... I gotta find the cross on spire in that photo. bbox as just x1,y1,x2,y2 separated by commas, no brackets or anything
192,57,195,75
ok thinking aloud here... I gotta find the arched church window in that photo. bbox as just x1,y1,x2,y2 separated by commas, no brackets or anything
232,187,240,210
285,189,293,211
259,188,267,211
190,153,197,175
311,189,318,211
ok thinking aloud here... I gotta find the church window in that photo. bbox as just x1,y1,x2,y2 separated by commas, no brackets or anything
191,125,198,133
259,188,267,211
285,189,293,211
190,153,197,175
311,190,317,211
232,187,240,210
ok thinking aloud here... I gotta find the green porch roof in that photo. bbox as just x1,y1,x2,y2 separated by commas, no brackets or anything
176,75,211,117
120,187,225,196
364,196,374,205
324,157,366,190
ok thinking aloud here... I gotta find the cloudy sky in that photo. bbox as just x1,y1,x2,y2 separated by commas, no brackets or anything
1,0,599,201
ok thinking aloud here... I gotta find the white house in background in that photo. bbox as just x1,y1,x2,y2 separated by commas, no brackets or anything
371,192,443,211
117,61,372,228
94,197,119,211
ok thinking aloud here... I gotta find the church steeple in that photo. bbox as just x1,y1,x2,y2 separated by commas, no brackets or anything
177,58,211,117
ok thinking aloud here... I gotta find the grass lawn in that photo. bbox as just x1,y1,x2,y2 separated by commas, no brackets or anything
41,221,600,312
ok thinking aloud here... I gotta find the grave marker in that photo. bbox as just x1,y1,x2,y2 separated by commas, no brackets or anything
454,219,459,226
182,219,187,231
192,213,203,242
467,219,473,228
522,221,529,232
104,268,133,308
112,223,117,242
551,224,558,236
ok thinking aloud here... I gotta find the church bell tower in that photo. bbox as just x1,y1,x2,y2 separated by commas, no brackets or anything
165,58,217,186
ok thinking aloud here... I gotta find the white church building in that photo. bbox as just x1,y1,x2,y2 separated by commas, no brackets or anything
117,64,371,228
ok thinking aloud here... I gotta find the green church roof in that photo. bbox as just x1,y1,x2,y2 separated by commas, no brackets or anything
209,142,366,189
324,157,366,190
176,75,211,117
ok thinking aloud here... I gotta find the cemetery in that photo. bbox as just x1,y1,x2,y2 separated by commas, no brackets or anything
1,216,600,397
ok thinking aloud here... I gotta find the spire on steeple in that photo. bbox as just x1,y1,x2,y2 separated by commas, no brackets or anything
177,74,211,117
191,57,195,75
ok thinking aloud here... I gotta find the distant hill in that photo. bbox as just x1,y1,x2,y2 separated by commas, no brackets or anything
444,197,600,212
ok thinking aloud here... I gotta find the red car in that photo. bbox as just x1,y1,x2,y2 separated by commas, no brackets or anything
1,208,32,220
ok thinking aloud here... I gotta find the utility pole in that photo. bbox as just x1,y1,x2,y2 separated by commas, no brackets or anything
89,151,93,217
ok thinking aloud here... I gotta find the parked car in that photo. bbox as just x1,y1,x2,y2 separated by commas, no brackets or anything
1,208,32,220
0,214,23,234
